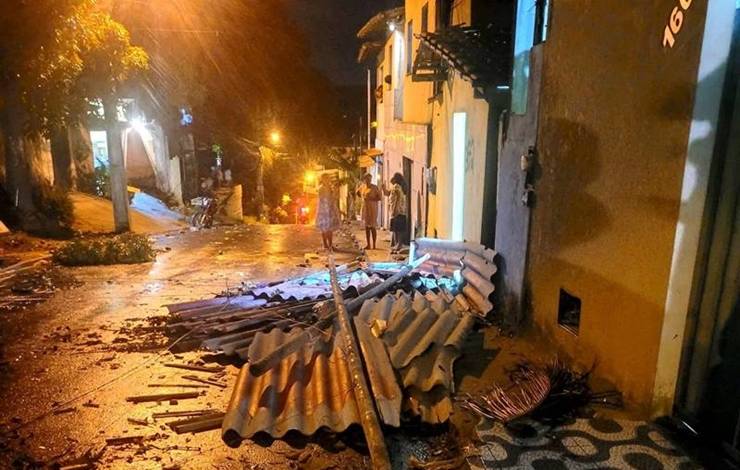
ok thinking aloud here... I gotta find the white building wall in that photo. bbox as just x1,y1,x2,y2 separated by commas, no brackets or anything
428,73,490,242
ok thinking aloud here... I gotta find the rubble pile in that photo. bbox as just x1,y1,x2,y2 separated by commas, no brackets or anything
161,237,500,460
0,256,80,310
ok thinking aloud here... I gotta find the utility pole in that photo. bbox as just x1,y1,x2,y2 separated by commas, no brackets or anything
104,97,130,232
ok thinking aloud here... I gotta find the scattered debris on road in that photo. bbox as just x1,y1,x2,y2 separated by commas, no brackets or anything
157,237,500,466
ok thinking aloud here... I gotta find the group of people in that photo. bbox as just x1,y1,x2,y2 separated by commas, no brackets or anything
315,172,409,253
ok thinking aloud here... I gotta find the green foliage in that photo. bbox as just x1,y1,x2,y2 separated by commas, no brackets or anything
76,161,111,199
53,233,155,266
32,182,75,228
0,0,149,134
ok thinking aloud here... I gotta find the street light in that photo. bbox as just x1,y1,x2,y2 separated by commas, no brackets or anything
269,130,281,145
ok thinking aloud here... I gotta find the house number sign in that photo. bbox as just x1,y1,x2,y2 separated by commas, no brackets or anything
663,0,693,48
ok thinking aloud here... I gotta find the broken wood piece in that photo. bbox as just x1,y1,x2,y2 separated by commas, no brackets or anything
181,375,227,389
53,407,77,415
126,392,200,403
328,255,391,470
105,435,147,446
147,383,209,389
164,363,223,373
152,409,218,419
127,417,150,426
168,412,225,434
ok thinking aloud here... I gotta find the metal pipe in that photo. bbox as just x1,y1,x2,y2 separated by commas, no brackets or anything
328,254,391,470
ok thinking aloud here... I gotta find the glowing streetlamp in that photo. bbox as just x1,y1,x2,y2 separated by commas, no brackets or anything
269,130,281,145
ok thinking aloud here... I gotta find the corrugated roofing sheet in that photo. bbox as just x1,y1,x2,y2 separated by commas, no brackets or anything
222,326,401,444
414,238,497,316
222,334,359,443
248,270,381,302
165,269,385,359
356,290,476,424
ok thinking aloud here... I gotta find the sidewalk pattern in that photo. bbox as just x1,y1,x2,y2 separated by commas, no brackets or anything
468,417,701,469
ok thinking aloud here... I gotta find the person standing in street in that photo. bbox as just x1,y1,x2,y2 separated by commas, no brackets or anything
384,172,408,253
316,173,341,252
358,173,381,250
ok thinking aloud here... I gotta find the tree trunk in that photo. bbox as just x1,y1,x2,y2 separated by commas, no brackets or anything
103,98,130,232
67,123,94,193
51,127,73,190
0,89,36,224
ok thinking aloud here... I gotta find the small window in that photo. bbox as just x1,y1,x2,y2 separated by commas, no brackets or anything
406,20,414,75
558,289,581,335
421,3,429,33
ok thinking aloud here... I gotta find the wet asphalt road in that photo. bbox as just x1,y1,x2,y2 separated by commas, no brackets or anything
0,224,369,469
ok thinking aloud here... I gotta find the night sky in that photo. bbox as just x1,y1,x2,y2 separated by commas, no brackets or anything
287,0,403,86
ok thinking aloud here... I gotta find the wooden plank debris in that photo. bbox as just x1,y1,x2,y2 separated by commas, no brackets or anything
181,375,227,389
126,392,200,403
164,363,223,373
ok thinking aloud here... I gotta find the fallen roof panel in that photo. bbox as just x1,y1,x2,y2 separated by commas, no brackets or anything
222,327,401,444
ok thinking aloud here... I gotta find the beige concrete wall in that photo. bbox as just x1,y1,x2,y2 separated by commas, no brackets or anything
401,0,436,125
427,74,489,242
526,0,708,409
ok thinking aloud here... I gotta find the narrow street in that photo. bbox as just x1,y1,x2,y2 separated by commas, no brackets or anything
0,224,704,469
1,1,739,469
0,225,368,469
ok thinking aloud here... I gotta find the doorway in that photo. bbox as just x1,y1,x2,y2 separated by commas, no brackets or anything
403,156,413,243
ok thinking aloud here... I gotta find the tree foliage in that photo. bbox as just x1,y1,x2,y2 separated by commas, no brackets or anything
0,0,148,232
0,0,148,135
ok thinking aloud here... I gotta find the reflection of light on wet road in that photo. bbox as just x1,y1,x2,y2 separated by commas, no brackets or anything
148,256,165,279
143,282,163,294
267,225,286,254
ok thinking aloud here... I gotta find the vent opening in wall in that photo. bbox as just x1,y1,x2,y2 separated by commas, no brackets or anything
558,289,581,335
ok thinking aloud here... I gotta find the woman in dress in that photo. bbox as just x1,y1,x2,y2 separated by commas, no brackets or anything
358,173,382,250
384,172,408,253
316,173,341,251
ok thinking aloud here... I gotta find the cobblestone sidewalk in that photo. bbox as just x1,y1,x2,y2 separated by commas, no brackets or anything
467,417,701,469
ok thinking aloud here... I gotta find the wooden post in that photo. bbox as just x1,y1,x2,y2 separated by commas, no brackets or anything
328,254,391,470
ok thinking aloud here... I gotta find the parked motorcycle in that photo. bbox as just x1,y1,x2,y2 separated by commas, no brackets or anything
190,196,218,229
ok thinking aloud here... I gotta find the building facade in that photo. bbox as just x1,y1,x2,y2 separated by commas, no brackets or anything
363,0,740,457
359,0,512,244
497,0,739,456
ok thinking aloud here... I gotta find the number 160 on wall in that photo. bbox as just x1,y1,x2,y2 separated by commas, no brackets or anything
663,0,693,48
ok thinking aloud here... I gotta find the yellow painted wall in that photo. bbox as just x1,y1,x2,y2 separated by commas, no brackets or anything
525,0,708,410
402,0,436,124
